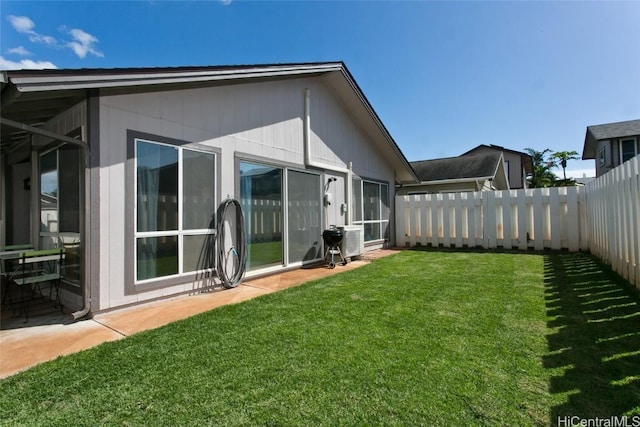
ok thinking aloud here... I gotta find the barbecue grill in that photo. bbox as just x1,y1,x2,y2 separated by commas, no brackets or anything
323,226,347,269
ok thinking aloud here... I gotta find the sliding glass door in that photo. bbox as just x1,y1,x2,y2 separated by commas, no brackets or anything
239,162,323,271
287,170,321,263
239,162,283,270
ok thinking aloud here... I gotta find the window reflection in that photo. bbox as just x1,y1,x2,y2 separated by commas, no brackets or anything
239,162,283,270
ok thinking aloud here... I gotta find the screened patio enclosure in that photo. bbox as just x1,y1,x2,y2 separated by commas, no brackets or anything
1,103,88,314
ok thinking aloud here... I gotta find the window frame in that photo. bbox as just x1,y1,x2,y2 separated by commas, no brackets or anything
38,129,83,287
598,147,607,167
352,178,390,244
126,131,220,293
620,137,638,164
236,155,324,272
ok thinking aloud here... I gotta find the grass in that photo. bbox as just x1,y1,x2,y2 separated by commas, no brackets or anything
1,250,639,426
248,240,283,269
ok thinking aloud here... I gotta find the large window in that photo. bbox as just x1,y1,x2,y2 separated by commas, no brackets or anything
352,179,389,243
135,139,216,282
620,138,638,164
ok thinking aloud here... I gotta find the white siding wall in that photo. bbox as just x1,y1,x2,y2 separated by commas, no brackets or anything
96,77,397,309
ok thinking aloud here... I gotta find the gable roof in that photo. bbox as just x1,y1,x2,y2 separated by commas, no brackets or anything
462,144,529,158
1,62,418,183
461,144,533,173
410,152,503,182
582,119,640,159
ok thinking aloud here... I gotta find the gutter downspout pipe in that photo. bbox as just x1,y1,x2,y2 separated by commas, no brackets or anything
304,88,353,225
70,145,91,320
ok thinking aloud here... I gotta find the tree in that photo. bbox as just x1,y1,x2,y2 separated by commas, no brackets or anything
524,148,557,188
550,150,579,180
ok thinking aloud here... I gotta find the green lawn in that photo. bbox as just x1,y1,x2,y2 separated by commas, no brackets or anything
1,250,639,426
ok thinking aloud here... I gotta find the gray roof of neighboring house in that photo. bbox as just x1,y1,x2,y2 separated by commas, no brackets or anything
461,144,533,173
461,144,529,158
582,119,640,159
410,152,502,182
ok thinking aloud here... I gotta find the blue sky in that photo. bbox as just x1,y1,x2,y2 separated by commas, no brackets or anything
2,1,639,178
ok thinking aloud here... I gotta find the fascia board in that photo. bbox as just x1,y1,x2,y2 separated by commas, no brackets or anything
9,64,344,92
411,176,493,185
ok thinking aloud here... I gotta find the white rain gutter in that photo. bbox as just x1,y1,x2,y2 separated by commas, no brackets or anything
304,88,353,224
415,176,494,186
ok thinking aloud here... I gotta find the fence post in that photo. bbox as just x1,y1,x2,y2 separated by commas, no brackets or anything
395,195,407,247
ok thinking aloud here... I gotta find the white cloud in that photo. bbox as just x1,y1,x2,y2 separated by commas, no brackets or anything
7,46,32,56
219,0,233,5
66,28,103,58
7,15,104,60
0,56,57,70
8,15,58,46
8,15,35,33
30,33,58,46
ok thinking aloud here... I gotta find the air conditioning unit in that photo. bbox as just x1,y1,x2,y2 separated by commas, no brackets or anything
339,225,364,259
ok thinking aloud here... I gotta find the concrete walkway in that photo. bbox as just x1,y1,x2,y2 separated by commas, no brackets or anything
0,249,399,379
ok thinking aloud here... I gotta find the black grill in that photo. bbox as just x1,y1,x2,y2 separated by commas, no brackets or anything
322,228,344,246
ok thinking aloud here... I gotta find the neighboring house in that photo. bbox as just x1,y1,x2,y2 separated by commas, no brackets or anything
581,119,640,177
398,152,509,195
0,62,418,316
461,144,533,189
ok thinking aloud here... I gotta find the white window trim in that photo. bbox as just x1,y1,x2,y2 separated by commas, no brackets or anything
619,137,638,163
352,179,390,243
134,138,217,285
598,147,607,167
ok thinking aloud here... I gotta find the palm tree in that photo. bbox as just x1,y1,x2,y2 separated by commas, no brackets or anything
524,148,557,188
550,150,579,180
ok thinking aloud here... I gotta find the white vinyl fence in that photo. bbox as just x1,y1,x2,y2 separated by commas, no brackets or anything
396,156,639,288
584,157,639,288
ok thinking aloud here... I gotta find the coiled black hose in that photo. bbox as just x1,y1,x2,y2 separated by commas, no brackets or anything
216,198,247,288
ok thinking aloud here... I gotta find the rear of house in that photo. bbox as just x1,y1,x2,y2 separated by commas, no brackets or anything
1,62,418,315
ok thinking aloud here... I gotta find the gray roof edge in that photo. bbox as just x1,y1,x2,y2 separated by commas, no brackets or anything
461,144,532,159
5,62,345,92
586,119,640,139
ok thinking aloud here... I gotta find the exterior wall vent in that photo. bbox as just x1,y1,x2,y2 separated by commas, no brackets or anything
339,225,364,259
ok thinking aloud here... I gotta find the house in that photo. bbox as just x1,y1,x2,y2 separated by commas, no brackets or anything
0,62,418,316
461,144,533,189
398,152,509,195
581,119,640,177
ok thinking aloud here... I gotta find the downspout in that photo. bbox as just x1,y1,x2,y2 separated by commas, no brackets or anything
71,142,91,321
71,93,98,321
303,88,353,224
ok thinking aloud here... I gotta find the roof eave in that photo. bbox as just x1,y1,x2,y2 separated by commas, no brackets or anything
582,128,597,160
408,176,494,186
7,63,345,93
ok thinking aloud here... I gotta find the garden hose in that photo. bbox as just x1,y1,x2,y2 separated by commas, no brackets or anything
216,198,247,288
